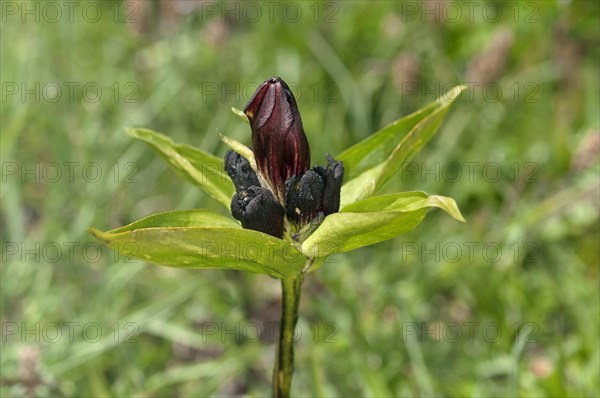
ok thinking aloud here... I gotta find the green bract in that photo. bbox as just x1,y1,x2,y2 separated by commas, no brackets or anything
90,85,466,279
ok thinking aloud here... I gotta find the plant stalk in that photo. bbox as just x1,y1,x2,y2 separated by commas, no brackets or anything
273,275,304,397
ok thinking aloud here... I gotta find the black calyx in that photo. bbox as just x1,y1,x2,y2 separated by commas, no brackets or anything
284,155,344,230
284,170,324,226
224,148,343,240
224,150,260,192
314,154,344,216
230,186,284,238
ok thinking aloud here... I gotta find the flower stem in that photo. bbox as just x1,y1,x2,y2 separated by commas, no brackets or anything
273,275,304,398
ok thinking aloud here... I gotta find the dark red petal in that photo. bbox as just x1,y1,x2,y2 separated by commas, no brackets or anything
244,77,310,202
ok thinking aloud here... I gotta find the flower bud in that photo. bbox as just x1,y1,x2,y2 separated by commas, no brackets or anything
244,77,310,203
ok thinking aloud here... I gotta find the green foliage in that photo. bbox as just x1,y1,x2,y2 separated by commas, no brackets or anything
92,86,464,281
302,192,464,258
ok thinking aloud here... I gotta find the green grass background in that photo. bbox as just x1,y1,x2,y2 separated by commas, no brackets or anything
1,1,598,396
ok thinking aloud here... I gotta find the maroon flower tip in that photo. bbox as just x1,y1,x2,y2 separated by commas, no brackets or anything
244,77,310,203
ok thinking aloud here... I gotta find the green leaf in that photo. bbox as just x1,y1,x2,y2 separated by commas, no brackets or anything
127,128,235,209
337,102,438,181
89,210,306,279
106,209,240,232
339,85,466,207
301,191,464,259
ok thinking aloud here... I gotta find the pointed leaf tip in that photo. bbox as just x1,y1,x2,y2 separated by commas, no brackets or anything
425,195,466,222
435,84,467,105
87,227,108,244
231,107,249,123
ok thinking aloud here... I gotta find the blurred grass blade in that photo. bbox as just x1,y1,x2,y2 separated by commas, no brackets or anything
301,191,464,260
48,281,199,375
339,85,466,207
127,128,235,208
89,210,305,279
144,344,261,395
